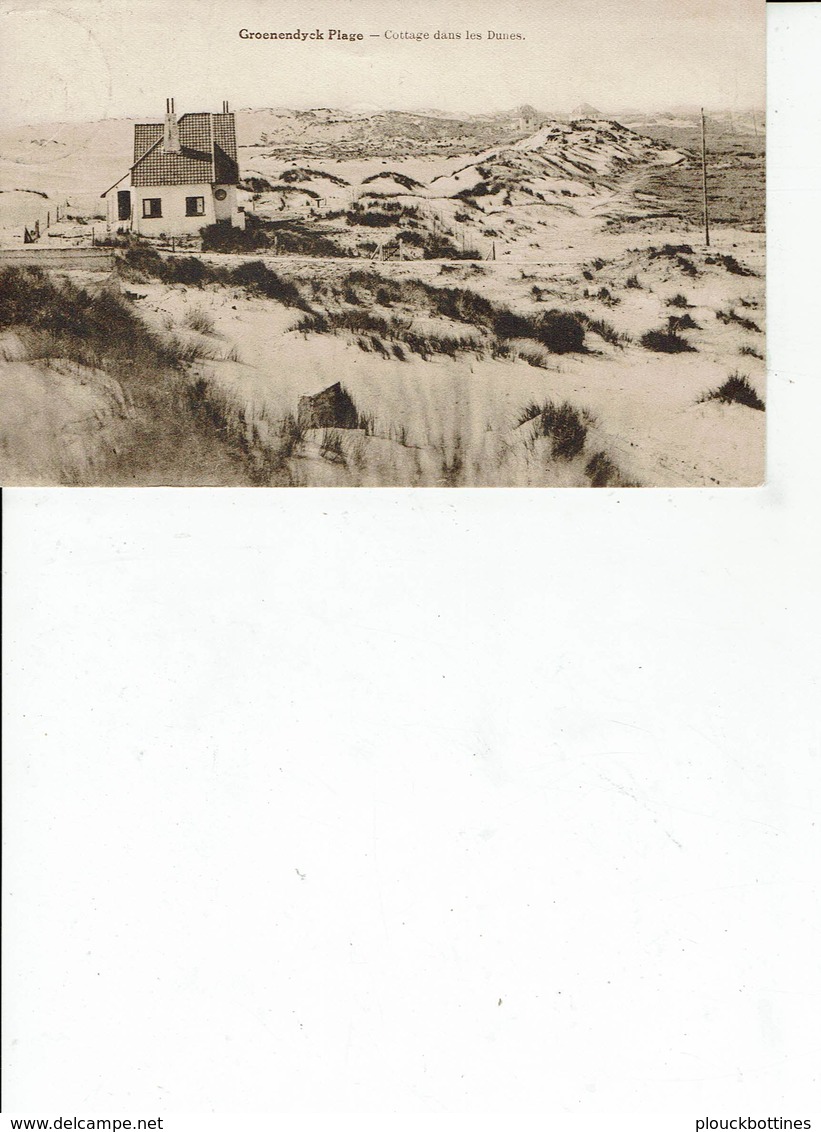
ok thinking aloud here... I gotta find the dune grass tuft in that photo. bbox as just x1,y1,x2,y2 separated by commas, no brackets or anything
699,373,765,411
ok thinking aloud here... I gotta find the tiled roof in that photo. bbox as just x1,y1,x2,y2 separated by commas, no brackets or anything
131,112,239,187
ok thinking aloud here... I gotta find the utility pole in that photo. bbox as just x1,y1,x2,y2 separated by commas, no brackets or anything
701,107,710,247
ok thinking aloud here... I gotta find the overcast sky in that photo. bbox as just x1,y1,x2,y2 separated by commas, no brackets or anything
0,0,765,124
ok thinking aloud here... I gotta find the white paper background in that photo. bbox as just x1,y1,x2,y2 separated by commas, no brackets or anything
3,4,819,1120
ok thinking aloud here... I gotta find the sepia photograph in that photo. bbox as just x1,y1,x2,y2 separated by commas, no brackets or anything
0,0,764,485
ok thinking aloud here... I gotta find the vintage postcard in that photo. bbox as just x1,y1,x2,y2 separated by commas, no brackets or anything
0,0,765,486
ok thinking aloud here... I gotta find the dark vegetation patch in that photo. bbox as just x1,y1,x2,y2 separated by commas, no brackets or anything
648,243,695,259
240,176,275,193
454,180,504,200
294,308,480,360
269,184,322,199
0,265,253,484
117,246,309,307
396,229,481,260
201,216,351,257
576,314,629,347
667,312,700,331
716,307,761,333
229,260,308,304
341,202,480,258
699,372,764,411
517,399,590,460
647,243,698,277
280,166,350,186
361,170,424,190
1,265,168,361
705,253,756,277
264,221,352,257
585,451,640,487
299,271,587,356
201,220,270,254
640,326,697,353
346,200,421,227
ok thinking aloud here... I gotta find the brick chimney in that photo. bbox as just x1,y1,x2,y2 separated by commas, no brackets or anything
164,98,180,153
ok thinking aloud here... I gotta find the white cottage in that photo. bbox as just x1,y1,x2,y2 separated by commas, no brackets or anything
102,100,245,237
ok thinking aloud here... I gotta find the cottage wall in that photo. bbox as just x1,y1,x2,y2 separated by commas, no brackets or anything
213,183,245,228
131,182,216,236
105,174,131,230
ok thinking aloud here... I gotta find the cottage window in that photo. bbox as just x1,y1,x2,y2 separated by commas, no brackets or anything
185,196,206,217
142,198,162,219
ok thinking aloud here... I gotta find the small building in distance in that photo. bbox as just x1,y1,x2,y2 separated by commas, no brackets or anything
102,99,245,237
517,104,540,132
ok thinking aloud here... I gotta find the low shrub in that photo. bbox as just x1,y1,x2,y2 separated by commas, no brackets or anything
492,309,533,340
183,307,215,334
640,326,696,353
667,313,700,331
119,246,211,285
280,166,349,186
239,176,275,193
516,401,543,427
536,310,585,353
705,253,756,277
649,243,694,259
585,451,640,487
518,399,589,460
540,401,588,459
266,221,350,258
361,170,424,190
699,373,764,411
229,261,307,307
667,293,691,309
200,222,268,254
578,315,626,346
270,184,321,200
117,244,303,305
716,308,761,333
